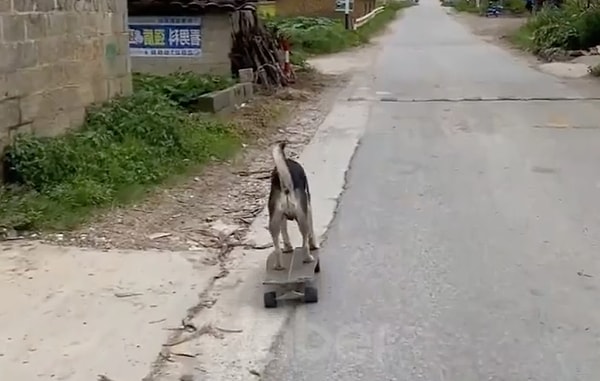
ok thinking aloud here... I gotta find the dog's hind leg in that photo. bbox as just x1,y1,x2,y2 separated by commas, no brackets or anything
307,205,319,251
269,216,285,271
296,218,315,264
281,220,294,253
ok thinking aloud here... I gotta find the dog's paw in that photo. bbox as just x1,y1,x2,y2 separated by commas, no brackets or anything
282,244,294,253
309,243,319,251
303,254,315,263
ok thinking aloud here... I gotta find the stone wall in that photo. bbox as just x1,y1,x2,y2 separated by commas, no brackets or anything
130,13,232,76
0,0,132,150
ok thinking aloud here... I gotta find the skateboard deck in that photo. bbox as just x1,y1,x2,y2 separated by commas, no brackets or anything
263,248,319,285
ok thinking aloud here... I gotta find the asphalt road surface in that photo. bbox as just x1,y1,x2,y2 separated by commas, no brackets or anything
263,1,600,380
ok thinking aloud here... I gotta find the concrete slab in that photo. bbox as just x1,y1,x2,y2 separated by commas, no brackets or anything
152,75,374,381
538,61,596,79
572,54,600,67
197,83,254,114
0,242,218,381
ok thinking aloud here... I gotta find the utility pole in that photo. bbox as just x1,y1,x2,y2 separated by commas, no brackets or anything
344,0,350,30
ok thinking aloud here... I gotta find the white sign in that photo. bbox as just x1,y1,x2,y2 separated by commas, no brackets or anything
128,16,203,57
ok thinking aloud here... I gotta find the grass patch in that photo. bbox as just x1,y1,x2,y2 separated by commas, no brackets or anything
508,23,536,50
133,72,236,110
590,63,600,77
451,0,480,13
265,0,411,64
0,72,242,232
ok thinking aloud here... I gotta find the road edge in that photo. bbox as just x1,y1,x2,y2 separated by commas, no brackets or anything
151,75,373,381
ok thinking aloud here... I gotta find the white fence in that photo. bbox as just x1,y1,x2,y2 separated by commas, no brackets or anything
353,6,385,29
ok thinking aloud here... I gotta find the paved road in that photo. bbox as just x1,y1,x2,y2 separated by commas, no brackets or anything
263,2,600,380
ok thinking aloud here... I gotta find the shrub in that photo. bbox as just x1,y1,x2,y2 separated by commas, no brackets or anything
531,15,579,51
514,2,600,54
505,0,528,13
266,16,359,55
0,73,241,231
574,7,600,49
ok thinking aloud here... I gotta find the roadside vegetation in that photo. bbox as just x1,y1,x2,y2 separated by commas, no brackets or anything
0,72,243,231
509,1,600,56
591,63,600,76
0,2,410,233
264,0,412,65
447,0,527,15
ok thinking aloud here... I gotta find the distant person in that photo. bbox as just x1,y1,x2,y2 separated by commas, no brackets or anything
525,0,533,13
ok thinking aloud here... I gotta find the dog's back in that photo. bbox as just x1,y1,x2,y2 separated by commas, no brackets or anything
267,142,319,269
269,143,310,219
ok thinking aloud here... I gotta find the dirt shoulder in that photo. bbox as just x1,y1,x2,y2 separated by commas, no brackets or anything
452,12,529,51
35,71,346,252
451,11,600,95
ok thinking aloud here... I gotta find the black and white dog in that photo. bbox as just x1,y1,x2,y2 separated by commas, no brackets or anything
268,141,318,270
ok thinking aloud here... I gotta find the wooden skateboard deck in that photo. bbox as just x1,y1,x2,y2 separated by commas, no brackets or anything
263,248,319,285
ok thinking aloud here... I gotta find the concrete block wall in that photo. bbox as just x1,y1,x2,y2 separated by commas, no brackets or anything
131,13,232,76
0,0,132,150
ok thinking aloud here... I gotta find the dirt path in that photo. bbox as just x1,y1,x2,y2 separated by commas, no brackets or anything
37,71,347,253
452,12,528,49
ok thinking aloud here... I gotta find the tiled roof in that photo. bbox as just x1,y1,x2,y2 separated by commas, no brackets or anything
127,0,258,13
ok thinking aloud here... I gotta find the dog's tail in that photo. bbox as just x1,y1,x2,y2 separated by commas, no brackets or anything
272,142,293,194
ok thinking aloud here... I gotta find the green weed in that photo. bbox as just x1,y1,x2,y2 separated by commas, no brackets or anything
265,0,412,63
0,73,240,231
510,2,600,54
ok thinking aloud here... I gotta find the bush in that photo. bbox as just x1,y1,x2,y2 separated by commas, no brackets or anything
513,2,600,54
0,73,240,231
531,8,579,51
504,0,528,13
590,63,600,76
575,7,600,48
266,16,359,55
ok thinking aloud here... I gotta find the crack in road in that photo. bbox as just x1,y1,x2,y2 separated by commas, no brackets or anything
347,96,600,103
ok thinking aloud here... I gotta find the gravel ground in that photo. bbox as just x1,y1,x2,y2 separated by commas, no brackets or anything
36,71,347,252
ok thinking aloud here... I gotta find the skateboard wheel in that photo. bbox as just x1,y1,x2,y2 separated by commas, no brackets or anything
314,260,320,273
264,291,277,308
304,286,318,304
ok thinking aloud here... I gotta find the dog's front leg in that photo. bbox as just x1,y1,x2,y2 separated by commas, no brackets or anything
281,220,293,253
269,216,285,271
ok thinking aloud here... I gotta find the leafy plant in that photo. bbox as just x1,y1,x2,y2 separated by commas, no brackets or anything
574,7,600,48
512,1,600,54
133,72,236,110
1,74,241,231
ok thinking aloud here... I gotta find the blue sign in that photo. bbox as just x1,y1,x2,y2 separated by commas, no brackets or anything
128,16,202,57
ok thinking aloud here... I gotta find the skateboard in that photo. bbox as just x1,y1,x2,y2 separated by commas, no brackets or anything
262,248,320,308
